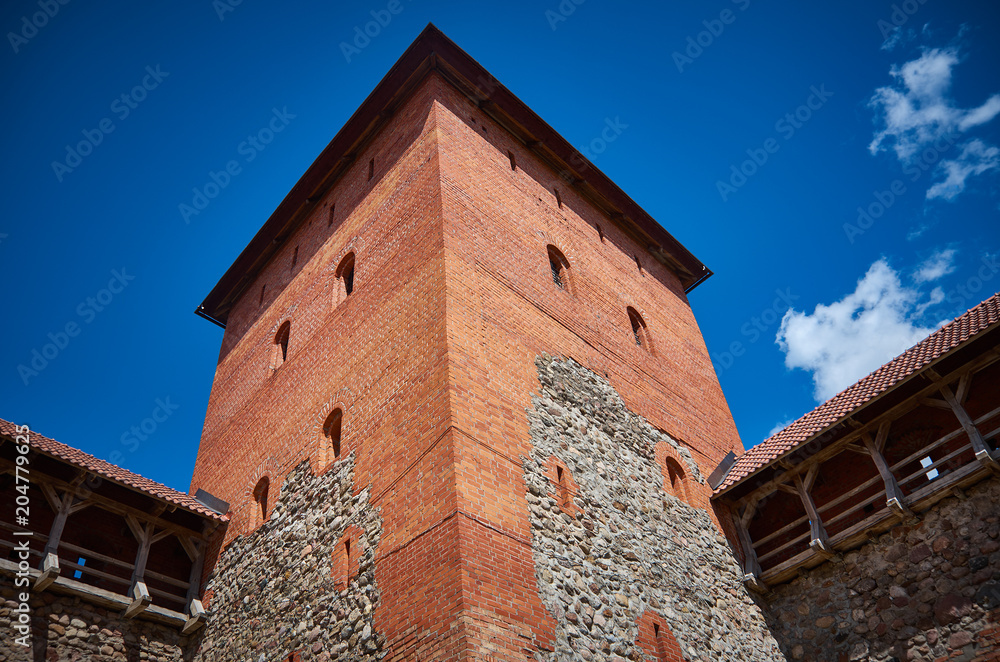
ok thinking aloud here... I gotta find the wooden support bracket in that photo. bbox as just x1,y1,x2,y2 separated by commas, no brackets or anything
181,599,208,635
940,382,1000,475
34,553,60,591
122,581,151,619
861,424,915,519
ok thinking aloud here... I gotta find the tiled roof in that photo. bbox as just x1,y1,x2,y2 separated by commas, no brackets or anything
0,418,226,520
715,291,1000,494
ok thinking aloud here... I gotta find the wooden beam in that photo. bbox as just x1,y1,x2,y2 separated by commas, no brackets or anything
0,558,190,629
939,383,1000,474
861,424,912,519
725,351,1000,505
34,553,59,591
181,599,207,635
184,536,206,607
0,458,208,539
129,523,153,590
955,372,972,405
123,581,151,619
732,501,767,592
793,467,835,559
42,490,90,560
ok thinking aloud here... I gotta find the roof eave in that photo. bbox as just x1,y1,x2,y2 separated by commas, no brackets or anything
197,23,710,326
712,319,1000,499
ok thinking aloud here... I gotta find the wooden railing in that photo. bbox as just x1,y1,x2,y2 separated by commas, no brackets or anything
0,468,215,633
724,357,1000,592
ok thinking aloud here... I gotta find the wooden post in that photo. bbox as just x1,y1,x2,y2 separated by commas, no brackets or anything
123,515,169,618
792,466,835,560
939,383,999,474
179,525,214,634
36,485,90,592
861,422,913,518
733,498,767,593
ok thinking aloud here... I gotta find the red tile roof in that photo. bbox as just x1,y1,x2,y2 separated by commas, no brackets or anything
0,418,226,520
715,291,1000,494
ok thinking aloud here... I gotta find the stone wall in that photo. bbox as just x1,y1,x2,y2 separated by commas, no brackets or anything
194,454,383,661
524,356,786,662
763,477,1000,662
0,586,189,661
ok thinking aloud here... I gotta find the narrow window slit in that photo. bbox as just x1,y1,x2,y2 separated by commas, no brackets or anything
507,150,516,171
273,321,291,368
546,245,570,292
627,307,651,353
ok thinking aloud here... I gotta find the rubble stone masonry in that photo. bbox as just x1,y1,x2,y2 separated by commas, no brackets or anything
194,455,383,661
763,477,1000,662
0,589,189,661
524,356,786,661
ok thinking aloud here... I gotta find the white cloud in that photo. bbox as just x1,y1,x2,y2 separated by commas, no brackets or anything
880,26,915,52
767,418,795,438
926,139,1000,200
776,260,949,402
868,47,1000,198
913,248,957,283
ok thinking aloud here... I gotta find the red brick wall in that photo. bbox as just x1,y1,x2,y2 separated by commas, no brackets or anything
192,70,743,660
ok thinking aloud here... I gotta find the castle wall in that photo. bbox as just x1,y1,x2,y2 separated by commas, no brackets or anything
0,586,189,662
425,75,748,657
193,455,383,661
192,67,750,660
434,83,742,476
524,356,785,662
762,476,1000,662
191,75,470,657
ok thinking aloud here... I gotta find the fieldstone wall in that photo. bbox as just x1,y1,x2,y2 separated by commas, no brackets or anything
0,586,189,661
194,454,383,661
763,476,1000,662
524,356,786,662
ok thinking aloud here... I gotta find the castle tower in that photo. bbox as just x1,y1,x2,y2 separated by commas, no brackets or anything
190,25,783,662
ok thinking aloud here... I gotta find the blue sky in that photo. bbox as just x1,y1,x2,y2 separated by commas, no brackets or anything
2,0,998,492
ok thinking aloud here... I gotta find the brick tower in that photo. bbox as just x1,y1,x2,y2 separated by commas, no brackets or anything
190,25,784,662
